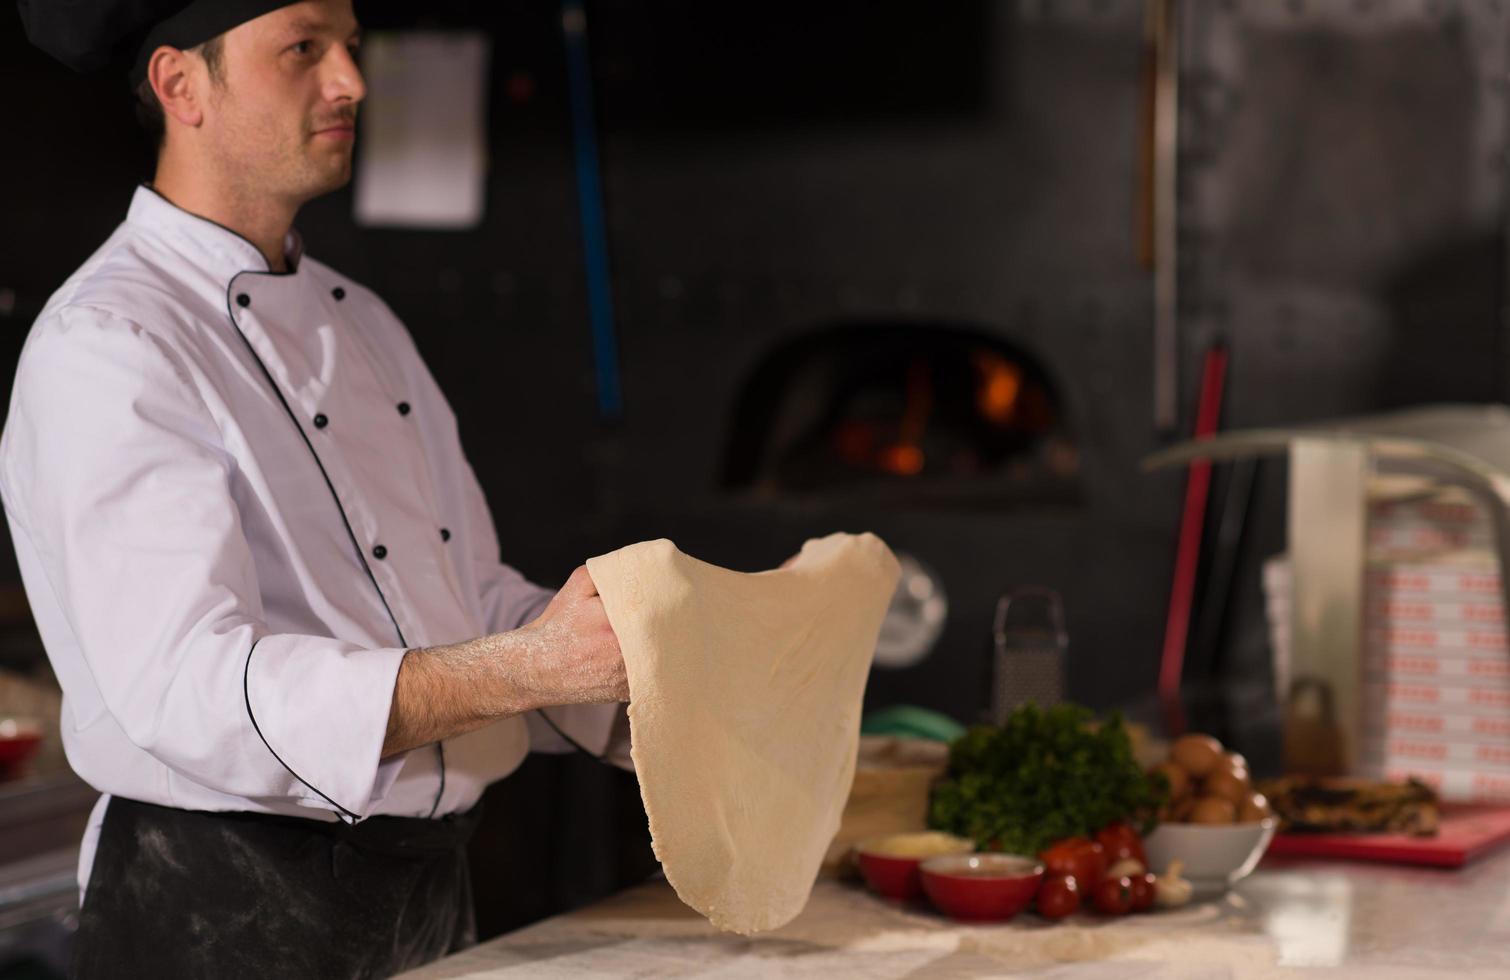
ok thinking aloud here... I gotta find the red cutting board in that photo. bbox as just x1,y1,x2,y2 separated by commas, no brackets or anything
1264,804,1510,868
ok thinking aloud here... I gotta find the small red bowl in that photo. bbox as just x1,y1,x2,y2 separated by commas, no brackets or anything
854,833,974,901
856,849,926,901
0,719,43,781
920,853,1044,922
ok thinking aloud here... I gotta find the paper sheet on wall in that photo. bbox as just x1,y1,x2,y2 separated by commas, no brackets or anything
354,32,490,229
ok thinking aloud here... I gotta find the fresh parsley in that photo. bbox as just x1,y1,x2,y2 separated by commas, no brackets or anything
927,702,1165,856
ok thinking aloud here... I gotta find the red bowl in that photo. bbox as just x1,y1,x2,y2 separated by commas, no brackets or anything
0,720,43,781
856,848,929,901
854,833,975,901
920,853,1044,922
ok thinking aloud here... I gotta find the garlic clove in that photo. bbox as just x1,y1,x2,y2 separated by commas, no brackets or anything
1154,858,1193,908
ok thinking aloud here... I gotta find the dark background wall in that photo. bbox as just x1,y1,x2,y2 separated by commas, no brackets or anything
3,0,1508,938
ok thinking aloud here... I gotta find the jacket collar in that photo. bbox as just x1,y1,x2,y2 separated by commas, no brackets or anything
126,184,306,282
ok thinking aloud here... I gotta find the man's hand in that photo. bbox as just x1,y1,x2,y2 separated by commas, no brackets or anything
380,566,627,759
515,566,628,707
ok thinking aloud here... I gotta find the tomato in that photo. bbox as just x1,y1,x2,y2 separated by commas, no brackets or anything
1095,821,1147,866
1128,871,1156,912
1093,875,1135,915
1038,837,1108,894
1035,873,1080,920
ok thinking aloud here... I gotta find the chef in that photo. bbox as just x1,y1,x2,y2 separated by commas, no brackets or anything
4,0,631,976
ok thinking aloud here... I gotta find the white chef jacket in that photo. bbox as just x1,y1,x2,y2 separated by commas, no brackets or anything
0,186,618,888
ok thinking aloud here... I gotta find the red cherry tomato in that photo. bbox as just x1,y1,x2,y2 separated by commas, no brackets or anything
1128,871,1156,912
1095,821,1147,866
1038,837,1108,895
1093,875,1135,915
1035,873,1080,920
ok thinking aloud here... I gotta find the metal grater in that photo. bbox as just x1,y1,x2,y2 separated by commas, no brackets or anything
990,587,1067,726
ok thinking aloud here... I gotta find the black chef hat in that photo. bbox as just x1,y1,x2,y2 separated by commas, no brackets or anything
17,0,299,88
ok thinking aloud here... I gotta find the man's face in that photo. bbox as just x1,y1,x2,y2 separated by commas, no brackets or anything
200,0,365,206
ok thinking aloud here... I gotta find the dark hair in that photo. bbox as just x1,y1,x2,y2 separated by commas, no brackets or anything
134,36,225,148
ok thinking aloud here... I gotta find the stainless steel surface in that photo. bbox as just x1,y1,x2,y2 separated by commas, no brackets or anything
402,848,1510,978
1286,438,1368,774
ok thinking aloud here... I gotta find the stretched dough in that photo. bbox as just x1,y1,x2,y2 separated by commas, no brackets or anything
586,532,900,934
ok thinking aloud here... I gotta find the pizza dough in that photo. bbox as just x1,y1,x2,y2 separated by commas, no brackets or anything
586,532,901,934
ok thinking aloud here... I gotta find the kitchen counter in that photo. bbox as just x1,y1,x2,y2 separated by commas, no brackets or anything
401,848,1510,978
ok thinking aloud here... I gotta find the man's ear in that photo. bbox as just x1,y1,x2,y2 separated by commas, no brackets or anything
149,46,204,129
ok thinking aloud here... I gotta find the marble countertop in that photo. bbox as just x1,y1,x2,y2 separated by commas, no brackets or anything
402,849,1510,978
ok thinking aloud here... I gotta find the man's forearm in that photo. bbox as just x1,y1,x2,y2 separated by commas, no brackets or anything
382,571,627,759
381,629,545,758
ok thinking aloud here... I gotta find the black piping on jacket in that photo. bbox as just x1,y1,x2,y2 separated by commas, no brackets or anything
223,273,447,821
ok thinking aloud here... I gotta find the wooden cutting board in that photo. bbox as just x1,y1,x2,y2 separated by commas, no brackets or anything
1265,804,1510,867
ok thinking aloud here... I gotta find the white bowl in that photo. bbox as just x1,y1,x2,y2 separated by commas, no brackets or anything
1143,818,1277,896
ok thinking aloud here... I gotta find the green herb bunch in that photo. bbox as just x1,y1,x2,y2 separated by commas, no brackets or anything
928,702,1166,856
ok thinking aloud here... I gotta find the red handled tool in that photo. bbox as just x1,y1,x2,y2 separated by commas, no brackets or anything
1158,344,1229,736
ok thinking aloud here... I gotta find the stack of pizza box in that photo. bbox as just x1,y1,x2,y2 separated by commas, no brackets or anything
1264,488,1510,803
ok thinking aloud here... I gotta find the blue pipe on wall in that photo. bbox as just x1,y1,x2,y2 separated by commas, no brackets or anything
561,0,624,421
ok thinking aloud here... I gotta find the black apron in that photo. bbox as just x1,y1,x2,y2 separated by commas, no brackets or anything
71,796,482,980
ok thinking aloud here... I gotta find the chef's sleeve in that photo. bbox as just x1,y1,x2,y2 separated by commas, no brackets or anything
0,308,407,819
458,454,629,765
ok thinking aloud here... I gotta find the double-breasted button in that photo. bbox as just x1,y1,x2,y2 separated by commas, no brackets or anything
236,293,251,308
332,287,346,301
372,545,388,560
313,413,329,429
397,402,411,416
439,528,451,542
